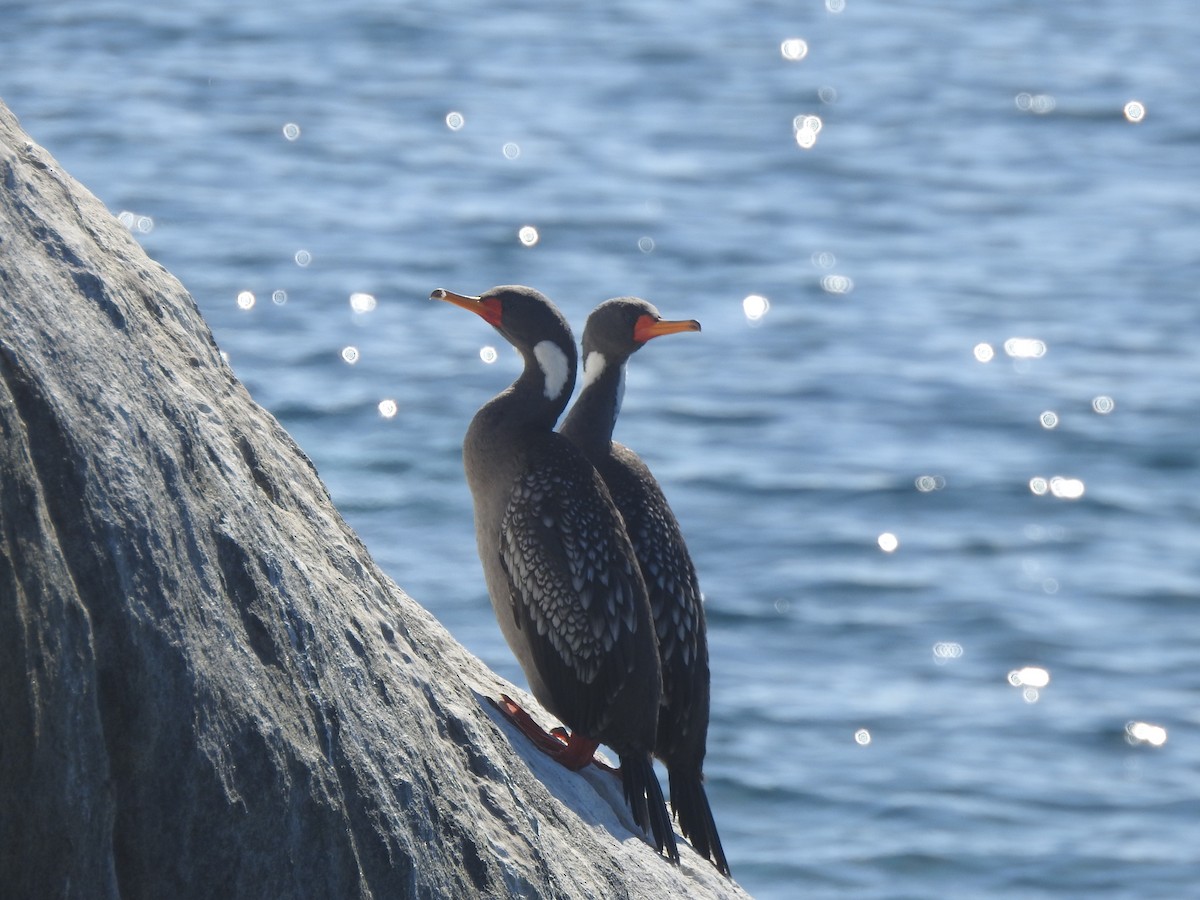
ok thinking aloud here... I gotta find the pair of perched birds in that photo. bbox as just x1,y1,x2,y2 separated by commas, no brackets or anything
432,285,728,876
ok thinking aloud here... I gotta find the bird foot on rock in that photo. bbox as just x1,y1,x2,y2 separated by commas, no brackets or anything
491,694,610,772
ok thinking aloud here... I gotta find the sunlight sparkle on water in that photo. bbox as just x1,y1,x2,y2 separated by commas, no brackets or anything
973,342,995,363
915,475,946,492
503,142,521,160
1004,337,1046,358
933,642,963,663
1092,395,1115,414
1029,476,1085,499
282,123,301,141
1009,666,1050,688
780,38,808,61
854,729,871,746
638,236,655,253
236,291,255,310
117,210,154,233
350,292,377,313
378,399,398,419
518,225,539,246
821,274,854,294
295,250,312,267
445,111,465,131
480,346,498,364
1015,92,1056,115
794,114,823,149
1039,411,1059,429
826,0,846,12
1126,721,1167,747
1123,101,1146,123
1009,666,1050,703
341,346,360,365
877,532,899,553
742,294,770,321
271,290,287,305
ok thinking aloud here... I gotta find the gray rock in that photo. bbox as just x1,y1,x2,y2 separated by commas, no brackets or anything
0,98,750,900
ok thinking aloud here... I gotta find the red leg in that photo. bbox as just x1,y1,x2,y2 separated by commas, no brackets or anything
490,694,609,772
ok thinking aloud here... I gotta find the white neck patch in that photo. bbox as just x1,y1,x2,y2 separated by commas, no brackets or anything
582,351,607,389
533,340,570,401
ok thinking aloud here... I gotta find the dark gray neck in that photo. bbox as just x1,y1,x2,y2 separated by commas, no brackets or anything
560,350,626,457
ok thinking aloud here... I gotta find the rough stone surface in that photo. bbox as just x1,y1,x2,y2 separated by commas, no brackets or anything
0,98,750,900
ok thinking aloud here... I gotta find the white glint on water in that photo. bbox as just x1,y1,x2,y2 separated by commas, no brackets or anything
1126,721,1167,747
742,294,770,321
781,38,808,61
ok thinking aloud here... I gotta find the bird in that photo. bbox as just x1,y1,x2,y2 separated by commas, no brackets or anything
431,284,679,865
559,297,729,876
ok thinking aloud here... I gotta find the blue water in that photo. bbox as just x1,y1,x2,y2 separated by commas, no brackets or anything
7,2,1200,896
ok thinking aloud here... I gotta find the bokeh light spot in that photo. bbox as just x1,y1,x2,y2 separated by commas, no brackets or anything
1015,92,1056,114
1008,666,1050,689
445,111,465,131
1126,721,1167,747
350,292,377,313
1049,476,1085,500
295,250,312,267
518,225,539,246
638,236,655,253
502,142,521,159
1092,395,1115,414
1123,100,1146,123
854,728,871,745
742,294,770,321
236,291,255,310
877,532,899,553
973,342,995,363
821,274,854,294
378,399,398,419
793,114,823,149
915,475,946,492
480,346,498,364
282,122,301,141
1039,411,1059,429
1004,337,1046,358
933,641,963,663
271,290,288,306
780,38,808,61
341,346,360,365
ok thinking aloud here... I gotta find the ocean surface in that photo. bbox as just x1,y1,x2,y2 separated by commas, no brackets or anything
6,1,1199,896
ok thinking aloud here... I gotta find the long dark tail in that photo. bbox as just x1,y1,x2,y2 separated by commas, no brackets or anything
669,765,730,877
621,753,680,865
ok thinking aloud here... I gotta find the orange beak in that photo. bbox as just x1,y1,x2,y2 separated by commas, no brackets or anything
633,314,701,343
432,288,503,327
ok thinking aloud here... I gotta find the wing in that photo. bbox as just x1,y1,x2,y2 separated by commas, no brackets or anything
498,435,651,736
601,444,710,751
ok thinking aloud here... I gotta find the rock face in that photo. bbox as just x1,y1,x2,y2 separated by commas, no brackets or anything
0,98,749,900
